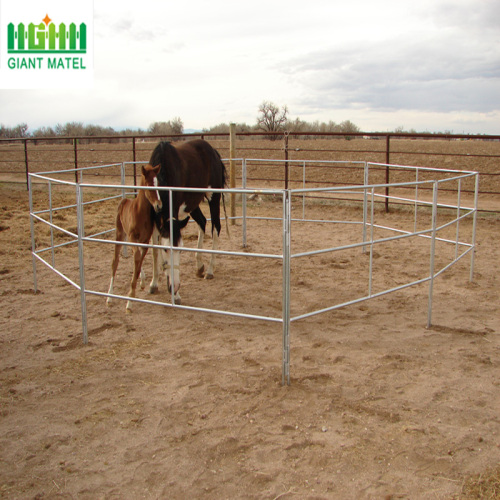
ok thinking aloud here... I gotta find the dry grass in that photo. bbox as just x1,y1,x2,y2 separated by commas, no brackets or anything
457,465,500,499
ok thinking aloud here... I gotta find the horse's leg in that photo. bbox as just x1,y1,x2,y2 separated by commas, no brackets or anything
205,231,218,280
107,217,124,306
196,227,205,277
205,193,222,280
190,207,207,278
158,235,182,306
161,246,182,305
149,227,161,294
126,245,148,312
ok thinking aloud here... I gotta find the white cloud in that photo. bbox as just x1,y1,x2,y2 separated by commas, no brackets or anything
1,0,499,134
281,28,500,111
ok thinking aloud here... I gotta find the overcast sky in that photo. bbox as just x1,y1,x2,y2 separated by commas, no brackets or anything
1,0,499,134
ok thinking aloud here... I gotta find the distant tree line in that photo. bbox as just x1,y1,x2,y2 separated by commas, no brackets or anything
0,101,470,141
0,102,362,141
0,118,185,141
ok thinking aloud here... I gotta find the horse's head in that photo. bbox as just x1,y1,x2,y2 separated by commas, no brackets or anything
156,214,190,246
141,164,162,213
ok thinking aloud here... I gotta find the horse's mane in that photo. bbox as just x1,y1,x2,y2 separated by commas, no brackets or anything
149,141,182,187
149,141,185,234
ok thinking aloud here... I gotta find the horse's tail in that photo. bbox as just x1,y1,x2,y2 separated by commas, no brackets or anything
222,192,230,240
212,147,230,240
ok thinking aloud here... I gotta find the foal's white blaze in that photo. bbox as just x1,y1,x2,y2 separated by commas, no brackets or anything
153,177,161,206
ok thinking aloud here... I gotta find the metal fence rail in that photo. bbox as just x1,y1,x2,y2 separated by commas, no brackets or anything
29,160,479,384
3,131,498,211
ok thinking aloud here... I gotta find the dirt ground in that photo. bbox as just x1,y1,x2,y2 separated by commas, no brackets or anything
1,180,499,499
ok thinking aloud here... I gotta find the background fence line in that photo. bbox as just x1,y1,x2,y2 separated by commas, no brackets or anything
3,130,498,211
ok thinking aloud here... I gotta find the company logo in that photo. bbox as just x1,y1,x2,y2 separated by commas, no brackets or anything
8,16,87,54
0,0,93,89
7,15,87,70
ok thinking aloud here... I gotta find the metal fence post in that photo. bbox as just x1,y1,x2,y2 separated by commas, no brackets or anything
470,174,479,282
455,178,462,260
427,182,438,328
242,158,247,248
282,190,291,385
76,183,88,344
368,187,375,297
230,123,236,225
48,180,55,267
120,163,129,257
168,188,176,305
362,162,369,253
29,175,37,293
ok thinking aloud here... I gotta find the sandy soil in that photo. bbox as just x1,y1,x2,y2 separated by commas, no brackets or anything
1,181,499,499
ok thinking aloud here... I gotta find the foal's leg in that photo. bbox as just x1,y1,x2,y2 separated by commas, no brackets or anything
107,217,125,306
126,245,148,312
106,242,122,305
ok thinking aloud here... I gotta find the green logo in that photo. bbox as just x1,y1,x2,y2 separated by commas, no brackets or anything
8,14,86,54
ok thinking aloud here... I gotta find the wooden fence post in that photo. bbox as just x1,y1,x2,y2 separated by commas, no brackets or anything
132,137,137,186
284,132,289,189
73,138,79,183
24,139,29,190
229,123,236,225
385,135,390,212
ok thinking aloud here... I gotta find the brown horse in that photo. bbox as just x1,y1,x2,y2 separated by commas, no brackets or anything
147,139,227,305
106,164,162,312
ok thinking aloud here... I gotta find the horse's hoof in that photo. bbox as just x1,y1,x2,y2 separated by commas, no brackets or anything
174,297,182,305
126,307,132,314
196,265,205,278
149,285,158,295
106,299,112,307
205,273,214,280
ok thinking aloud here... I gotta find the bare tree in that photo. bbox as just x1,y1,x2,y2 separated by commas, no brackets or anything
257,101,288,138
148,118,184,137
338,120,360,134
0,123,30,138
